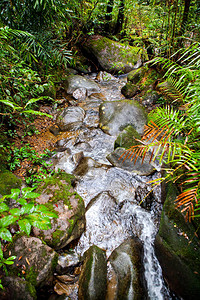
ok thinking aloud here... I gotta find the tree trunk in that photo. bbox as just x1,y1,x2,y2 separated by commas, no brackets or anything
114,0,125,35
179,0,191,35
105,0,114,33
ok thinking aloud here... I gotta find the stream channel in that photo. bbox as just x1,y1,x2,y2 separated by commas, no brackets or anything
52,72,171,299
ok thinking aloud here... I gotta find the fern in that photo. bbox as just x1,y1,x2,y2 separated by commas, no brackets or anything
123,42,200,220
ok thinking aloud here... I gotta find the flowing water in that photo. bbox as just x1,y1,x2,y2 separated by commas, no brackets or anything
54,74,171,299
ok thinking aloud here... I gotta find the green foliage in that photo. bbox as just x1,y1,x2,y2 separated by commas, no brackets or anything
123,42,200,220
7,144,55,187
0,187,57,278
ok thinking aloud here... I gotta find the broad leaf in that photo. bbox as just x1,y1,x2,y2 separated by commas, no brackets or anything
0,215,17,227
10,208,21,216
0,203,9,213
18,219,31,235
9,189,21,201
0,228,12,242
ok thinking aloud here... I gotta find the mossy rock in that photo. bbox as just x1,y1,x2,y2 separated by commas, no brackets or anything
114,125,141,149
155,182,200,299
99,99,147,136
127,67,147,84
78,245,107,300
0,276,37,300
121,82,140,98
0,171,22,196
33,171,86,250
109,237,145,300
83,35,148,74
6,236,58,288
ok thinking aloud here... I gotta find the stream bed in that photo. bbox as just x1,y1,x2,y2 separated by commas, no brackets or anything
52,73,171,299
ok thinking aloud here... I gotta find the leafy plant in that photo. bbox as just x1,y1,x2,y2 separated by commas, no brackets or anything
0,187,57,279
7,145,55,187
121,42,200,221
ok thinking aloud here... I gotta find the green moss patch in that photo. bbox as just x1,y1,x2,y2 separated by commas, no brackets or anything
0,171,22,196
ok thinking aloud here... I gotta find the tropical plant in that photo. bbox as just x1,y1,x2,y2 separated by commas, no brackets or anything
0,187,57,280
121,42,200,221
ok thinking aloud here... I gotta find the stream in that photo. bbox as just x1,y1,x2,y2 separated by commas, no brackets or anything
53,73,171,299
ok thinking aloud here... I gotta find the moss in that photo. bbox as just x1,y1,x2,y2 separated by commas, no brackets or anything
0,171,22,196
36,171,77,208
114,125,141,149
25,282,37,299
157,181,200,284
51,229,64,248
25,266,38,287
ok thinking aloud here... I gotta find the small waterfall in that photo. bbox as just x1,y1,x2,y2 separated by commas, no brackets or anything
120,202,171,299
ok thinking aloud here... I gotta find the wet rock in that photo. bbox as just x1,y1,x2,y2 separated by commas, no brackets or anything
127,67,147,84
83,108,99,128
33,172,85,250
135,186,154,210
72,87,87,101
121,82,140,98
55,150,84,174
7,236,58,287
83,35,148,74
109,237,145,300
96,71,118,82
99,100,147,136
114,125,141,149
56,106,85,131
56,252,80,274
63,75,100,96
155,182,200,299
107,147,155,176
0,276,37,300
78,245,107,300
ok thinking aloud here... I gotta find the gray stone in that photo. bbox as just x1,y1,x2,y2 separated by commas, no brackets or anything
107,147,155,176
99,100,147,136
56,106,85,131
78,245,107,300
73,88,87,101
63,75,100,96
7,236,58,287
109,238,145,300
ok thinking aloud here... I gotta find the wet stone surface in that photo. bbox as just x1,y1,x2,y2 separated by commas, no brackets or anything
51,72,170,299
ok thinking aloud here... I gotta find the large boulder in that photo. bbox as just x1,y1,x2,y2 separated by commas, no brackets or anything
99,100,147,136
155,182,200,299
83,35,148,74
108,238,145,299
78,245,107,300
7,236,58,287
63,75,101,96
33,172,85,250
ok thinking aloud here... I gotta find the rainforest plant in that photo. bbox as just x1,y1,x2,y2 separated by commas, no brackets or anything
122,42,200,221
0,187,57,282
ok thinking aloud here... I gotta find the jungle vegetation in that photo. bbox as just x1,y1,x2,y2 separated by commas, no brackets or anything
0,0,200,221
